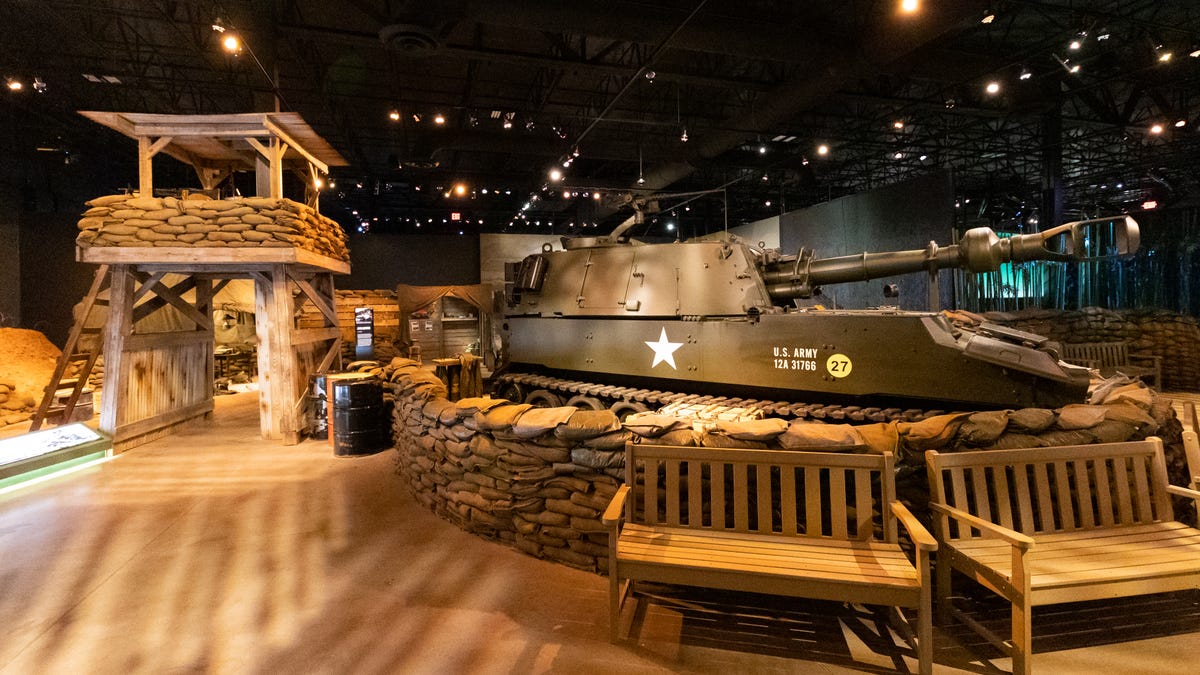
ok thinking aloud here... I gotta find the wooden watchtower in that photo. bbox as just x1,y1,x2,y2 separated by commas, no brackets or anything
36,112,351,451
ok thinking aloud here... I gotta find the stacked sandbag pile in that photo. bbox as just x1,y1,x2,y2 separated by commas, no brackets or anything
385,357,1193,574
75,194,349,262
0,381,35,428
947,306,1200,391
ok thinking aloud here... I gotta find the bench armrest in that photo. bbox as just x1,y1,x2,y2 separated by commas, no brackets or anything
890,500,937,552
929,502,1035,550
601,484,630,526
1166,483,1200,513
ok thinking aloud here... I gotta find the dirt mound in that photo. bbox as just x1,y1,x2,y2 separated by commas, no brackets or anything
0,328,61,427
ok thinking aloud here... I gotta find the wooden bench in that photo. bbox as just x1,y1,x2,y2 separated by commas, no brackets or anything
926,438,1200,675
1061,341,1162,388
603,442,936,674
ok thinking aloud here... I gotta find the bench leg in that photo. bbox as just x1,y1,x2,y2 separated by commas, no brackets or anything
935,554,952,623
918,586,933,675
1011,598,1031,675
609,566,620,642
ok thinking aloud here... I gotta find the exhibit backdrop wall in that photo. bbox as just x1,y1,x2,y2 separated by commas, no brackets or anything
780,170,955,311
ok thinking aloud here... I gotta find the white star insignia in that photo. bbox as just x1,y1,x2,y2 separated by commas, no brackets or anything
645,327,683,369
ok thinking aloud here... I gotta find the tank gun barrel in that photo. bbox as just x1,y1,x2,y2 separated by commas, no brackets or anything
763,215,1139,301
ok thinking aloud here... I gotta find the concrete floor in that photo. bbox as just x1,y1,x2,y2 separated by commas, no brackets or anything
2,391,1198,675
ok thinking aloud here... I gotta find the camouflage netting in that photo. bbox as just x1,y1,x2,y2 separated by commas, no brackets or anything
74,194,349,262
383,357,1191,575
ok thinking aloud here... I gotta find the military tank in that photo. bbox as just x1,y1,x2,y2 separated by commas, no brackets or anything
492,215,1140,421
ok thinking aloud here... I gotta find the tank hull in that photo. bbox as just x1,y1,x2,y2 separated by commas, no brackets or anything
506,310,1089,409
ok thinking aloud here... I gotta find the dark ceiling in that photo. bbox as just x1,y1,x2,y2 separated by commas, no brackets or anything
2,0,1199,239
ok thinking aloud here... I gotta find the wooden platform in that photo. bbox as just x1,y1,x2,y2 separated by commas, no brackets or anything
78,245,349,275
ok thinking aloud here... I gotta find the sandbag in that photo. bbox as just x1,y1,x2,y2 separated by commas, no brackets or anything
778,421,864,449
712,417,788,441
555,409,621,441
510,406,577,438
959,410,1010,446
1007,408,1056,434
1056,404,1107,430
621,413,685,438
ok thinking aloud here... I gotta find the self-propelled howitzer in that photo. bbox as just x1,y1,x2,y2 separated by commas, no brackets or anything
494,216,1140,417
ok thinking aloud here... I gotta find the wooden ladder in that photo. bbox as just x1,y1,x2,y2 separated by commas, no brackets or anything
29,265,110,431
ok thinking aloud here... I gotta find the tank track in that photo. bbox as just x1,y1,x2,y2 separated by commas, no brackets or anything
492,372,947,424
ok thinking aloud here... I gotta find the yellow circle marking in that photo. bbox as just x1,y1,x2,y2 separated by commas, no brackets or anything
826,354,853,378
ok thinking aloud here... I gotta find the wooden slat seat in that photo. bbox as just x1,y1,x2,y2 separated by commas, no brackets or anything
1061,341,1161,388
926,438,1200,675
617,523,922,605
604,442,936,674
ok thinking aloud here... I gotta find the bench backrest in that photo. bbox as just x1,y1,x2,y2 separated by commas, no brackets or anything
1062,341,1129,367
624,442,896,543
926,438,1171,540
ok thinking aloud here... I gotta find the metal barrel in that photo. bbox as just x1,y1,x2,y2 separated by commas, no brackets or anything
330,376,390,456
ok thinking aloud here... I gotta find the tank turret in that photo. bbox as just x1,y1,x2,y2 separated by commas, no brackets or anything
495,216,1140,418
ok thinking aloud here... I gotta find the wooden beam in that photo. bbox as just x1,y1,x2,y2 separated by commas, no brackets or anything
78,245,351,275
263,118,329,174
132,271,167,304
137,137,153,197
132,276,200,323
137,274,211,329
292,327,341,346
100,265,134,438
146,136,173,158
291,274,338,325
123,329,211,352
113,399,214,443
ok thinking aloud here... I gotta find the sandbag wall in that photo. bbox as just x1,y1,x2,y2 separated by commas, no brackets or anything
385,357,1190,574
965,307,1200,391
75,195,350,261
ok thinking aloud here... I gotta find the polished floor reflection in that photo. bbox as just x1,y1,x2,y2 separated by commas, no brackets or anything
1,392,1197,674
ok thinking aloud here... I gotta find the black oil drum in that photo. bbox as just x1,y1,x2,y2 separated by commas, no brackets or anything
330,376,390,456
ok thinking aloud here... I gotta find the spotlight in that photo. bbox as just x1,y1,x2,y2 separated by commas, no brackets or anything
1175,119,1187,128
644,70,656,81
592,192,601,201
1191,47,1200,58
548,168,563,182
893,151,903,160
1069,39,1082,51
758,144,767,154
312,176,324,189
222,34,241,54
981,11,995,24
434,113,446,125
985,81,1001,94
764,200,772,207
454,183,467,196
411,113,421,123
900,0,918,13
1150,123,1164,134
919,154,928,161
817,144,829,156
388,109,400,121
680,127,688,142
1019,67,1033,80
1156,45,1173,63
32,77,47,93
893,120,904,130
6,78,22,92
562,191,570,199
761,173,768,182
636,176,645,185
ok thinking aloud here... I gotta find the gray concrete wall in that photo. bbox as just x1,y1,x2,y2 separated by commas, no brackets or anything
780,171,955,311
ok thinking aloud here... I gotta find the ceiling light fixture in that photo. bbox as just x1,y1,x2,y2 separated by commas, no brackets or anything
680,127,688,142
32,77,47,93
900,0,919,14
893,151,903,160
549,168,563,182
1150,123,1164,134
1019,67,1033,80
6,78,23,92
1191,47,1200,58
434,113,446,125
919,154,928,161
981,10,995,24
222,34,241,54
893,120,904,129
985,81,1001,94
411,113,421,123
388,109,400,121
1175,119,1187,128
454,183,467,196
817,144,829,156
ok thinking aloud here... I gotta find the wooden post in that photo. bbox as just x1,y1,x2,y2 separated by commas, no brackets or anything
100,265,134,441
253,265,301,443
196,277,215,419
137,137,153,197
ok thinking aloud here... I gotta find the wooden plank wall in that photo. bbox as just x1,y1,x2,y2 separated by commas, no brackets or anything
102,266,215,452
